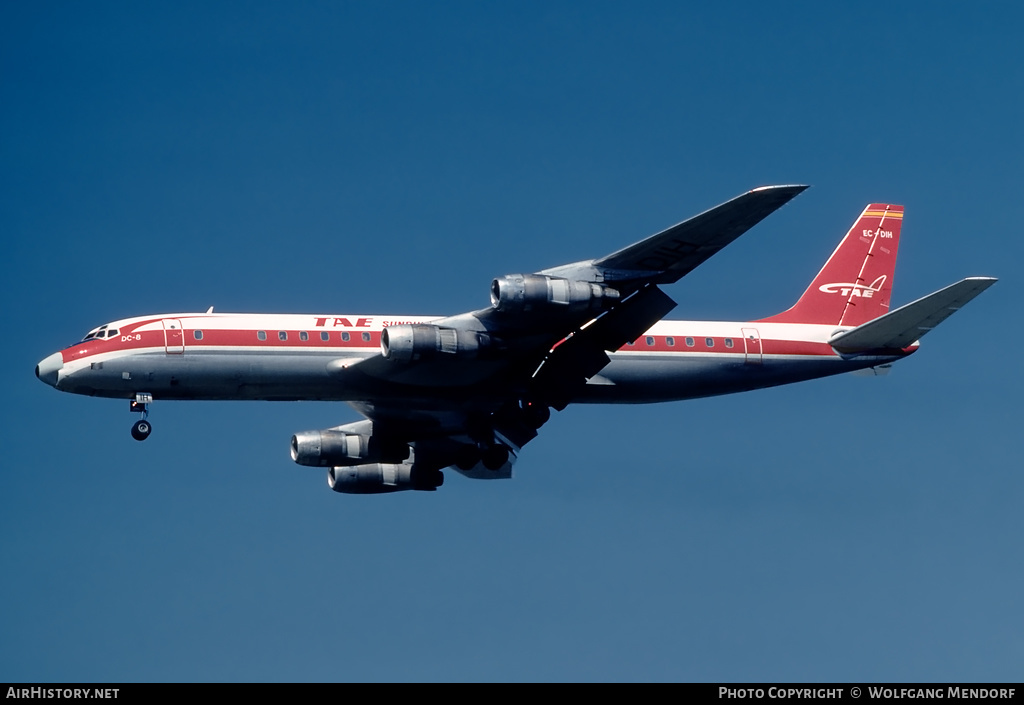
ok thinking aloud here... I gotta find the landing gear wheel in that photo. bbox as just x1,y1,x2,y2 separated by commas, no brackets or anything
481,444,510,471
131,419,152,441
454,445,481,471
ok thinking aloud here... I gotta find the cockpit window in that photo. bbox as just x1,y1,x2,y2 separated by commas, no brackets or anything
83,325,114,341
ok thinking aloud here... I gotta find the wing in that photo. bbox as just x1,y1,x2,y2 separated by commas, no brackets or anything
539,184,808,290
337,185,806,480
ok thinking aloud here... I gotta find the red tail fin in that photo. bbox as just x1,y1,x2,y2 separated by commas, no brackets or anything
759,203,903,326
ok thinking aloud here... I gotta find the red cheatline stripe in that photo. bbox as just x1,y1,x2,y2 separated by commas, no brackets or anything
65,329,841,361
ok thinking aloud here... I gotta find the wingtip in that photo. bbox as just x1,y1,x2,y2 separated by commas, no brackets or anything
751,184,810,194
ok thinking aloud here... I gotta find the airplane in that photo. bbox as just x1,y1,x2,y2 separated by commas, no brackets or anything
35,185,996,494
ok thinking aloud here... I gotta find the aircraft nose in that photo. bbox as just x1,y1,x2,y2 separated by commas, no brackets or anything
35,352,63,387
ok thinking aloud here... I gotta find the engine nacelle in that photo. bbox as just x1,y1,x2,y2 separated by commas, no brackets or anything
291,429,409,467
381,324,490,363
328,463,444,494
490,274,619,315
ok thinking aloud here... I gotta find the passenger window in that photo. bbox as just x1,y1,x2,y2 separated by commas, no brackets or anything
193,330,203,340
342,332,350,342
666,337,674,346
645,336,654,346
257,331,267,341
706,338,714,347
361,332,371,342
725,338,734,348
685,337,694,347
279,331,288,341
320,332,329,341
300,331,308,341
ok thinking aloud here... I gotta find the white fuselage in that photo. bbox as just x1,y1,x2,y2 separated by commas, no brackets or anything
38,312,911,405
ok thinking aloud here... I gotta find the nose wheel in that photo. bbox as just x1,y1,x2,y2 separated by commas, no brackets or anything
131,419,152,441
129,393,153,441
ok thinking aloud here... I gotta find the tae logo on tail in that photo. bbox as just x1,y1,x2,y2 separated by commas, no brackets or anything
819,275,886,298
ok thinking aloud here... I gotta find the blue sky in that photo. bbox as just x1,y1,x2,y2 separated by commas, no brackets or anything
2,2,1022,682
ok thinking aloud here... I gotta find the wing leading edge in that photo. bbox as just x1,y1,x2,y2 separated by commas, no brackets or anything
540,184,808,289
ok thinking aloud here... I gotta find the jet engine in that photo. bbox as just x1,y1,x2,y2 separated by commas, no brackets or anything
328,463,444,494
381,324,491,363
490,274,619,315
291,429,409,467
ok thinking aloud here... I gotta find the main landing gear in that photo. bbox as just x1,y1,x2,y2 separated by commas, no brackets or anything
453,441,510,472
129,393,153,441
453,399,552,472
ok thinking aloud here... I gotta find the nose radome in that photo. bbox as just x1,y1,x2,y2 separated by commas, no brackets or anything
36,352,63,387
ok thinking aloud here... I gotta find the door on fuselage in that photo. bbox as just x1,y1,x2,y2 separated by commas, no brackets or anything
741,327,762,364
163,319,184,354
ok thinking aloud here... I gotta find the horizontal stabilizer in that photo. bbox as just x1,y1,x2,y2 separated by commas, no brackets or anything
829,277,997,353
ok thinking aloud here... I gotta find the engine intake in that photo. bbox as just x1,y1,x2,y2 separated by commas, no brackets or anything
328,463,444,494
381,324,490,363
291,430,409,467
490,274,618,315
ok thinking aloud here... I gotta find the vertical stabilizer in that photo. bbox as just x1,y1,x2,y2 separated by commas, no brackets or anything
760,204,903,326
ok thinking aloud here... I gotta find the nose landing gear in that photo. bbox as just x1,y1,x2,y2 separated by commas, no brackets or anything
129,393,153,441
